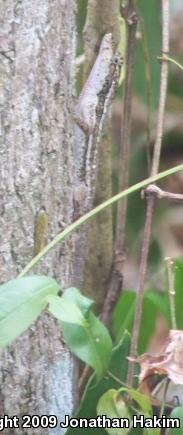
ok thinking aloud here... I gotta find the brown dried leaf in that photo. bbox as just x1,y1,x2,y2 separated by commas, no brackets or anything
135,330,183,385
129,330,183,405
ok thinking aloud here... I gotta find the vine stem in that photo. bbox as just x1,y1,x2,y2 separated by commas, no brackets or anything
107,371,128,387
127,0,170,386
18,164,182,278
143,184,183,202
157,55,183,72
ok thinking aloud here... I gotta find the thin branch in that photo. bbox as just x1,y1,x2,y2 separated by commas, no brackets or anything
143,184,183,202
101,0,138,325
78,366,91,395
127,0,170,386
127,195,154,385
79,366,129,395
165,257,177,329
107,370,128,387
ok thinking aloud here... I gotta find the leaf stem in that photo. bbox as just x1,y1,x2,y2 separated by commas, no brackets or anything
157,55,183,72
107,370,128,387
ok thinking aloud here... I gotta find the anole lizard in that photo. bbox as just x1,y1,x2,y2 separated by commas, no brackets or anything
32,36,122,252
74,33,122,216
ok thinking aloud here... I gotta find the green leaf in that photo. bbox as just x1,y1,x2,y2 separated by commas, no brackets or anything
170,406,183,435
119,388,152,415
112,290,135,340
48,290,112,379
61,312,112,379
112,289,170,354
62,287,94,315
119,388,160,435
0,275,59,347
144,291,170,323
113,258,183,354
97,389,131,435
66,331,130,435
47,294,86,325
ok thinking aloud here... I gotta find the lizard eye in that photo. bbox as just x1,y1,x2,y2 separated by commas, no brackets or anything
113,54,123,65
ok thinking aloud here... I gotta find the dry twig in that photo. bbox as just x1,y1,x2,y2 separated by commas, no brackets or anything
143,184,183,202
127,0,170,386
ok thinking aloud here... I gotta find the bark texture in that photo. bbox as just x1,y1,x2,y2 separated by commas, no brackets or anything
82,0,120,308
0,0,77,433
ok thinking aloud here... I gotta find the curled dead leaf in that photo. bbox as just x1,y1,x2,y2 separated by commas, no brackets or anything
130,330,183,406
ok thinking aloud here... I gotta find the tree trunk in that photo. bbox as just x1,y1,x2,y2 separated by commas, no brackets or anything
0,0,78,433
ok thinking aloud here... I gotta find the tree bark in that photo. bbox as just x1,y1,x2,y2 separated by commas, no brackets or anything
0,0,78,433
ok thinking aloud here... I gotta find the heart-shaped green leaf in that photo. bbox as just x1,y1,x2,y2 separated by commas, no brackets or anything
97,389,131,435
66,331,130,435
48,290,112,378
119,387,160,435
0,275,59,347
47,294,86,325
119,388,152,415
62,287,94,315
